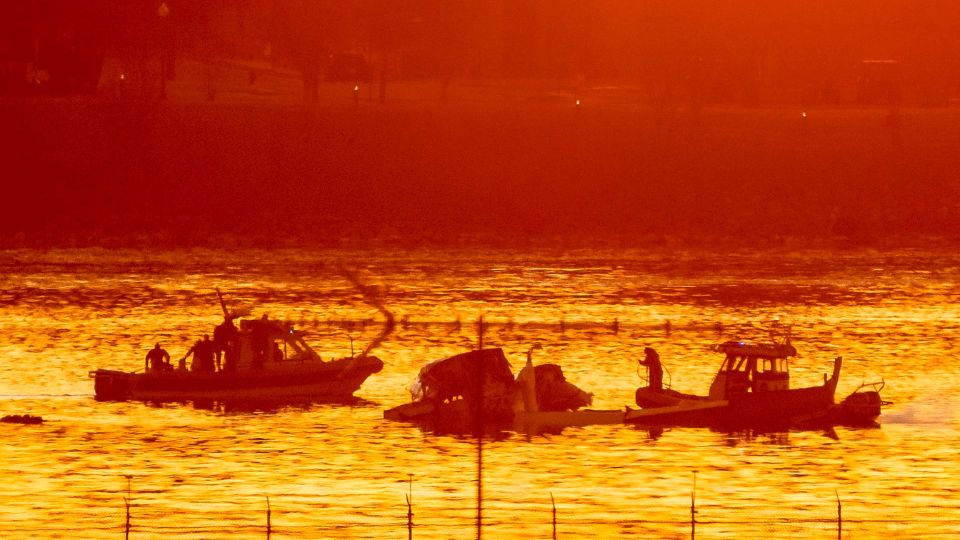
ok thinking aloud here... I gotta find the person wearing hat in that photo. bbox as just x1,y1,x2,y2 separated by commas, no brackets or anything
641,347,663,391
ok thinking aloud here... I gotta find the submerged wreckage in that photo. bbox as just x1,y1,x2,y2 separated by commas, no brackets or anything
383,347,609,432
385,338,885,433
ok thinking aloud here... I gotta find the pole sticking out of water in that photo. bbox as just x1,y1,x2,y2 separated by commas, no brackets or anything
691,471,697,540
836,490,842,540
124,475,132,540
407,474,414,540
551,493,557,540
266,496,272,539
475,346,485,540
477,316,485,350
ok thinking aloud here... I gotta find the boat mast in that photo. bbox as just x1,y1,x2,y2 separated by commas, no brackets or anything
215,288,230,319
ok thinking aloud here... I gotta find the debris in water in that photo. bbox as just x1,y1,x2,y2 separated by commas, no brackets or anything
2,414,43,425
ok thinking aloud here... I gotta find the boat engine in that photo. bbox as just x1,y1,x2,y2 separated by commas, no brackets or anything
837,381,887,425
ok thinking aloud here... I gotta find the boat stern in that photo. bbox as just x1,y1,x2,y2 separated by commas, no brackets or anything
89,369,134,400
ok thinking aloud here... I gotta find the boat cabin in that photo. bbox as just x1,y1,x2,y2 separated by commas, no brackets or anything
229,318,323,371
708,341,797,400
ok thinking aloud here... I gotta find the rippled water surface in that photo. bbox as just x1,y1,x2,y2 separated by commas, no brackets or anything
1,246,959,538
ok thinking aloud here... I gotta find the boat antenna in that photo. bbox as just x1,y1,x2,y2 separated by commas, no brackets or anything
526,343,542,364
339,265,395,358
216,288,230,319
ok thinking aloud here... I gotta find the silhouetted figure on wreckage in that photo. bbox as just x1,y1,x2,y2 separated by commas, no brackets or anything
145,343,172,372
641,347,663,391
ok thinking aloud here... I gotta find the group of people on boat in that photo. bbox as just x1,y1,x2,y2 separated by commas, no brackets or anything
144,313,288,374
145,338,221,373
144,318,235,374
247,314,284,369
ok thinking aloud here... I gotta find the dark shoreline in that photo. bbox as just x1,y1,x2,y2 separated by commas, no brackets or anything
4,97,959,248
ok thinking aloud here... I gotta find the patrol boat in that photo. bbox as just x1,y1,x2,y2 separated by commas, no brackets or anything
90,291,387,403
626,339,884,428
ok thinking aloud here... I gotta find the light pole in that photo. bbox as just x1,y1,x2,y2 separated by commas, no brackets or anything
158,2,170,100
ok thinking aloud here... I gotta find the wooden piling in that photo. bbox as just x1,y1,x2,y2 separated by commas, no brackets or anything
690,471,697,540
551,493,557,540
474,340,485,540
406,494,414,540
124,475,131,540
266,496,271,538
477,316,485,350
836,490,842,540
407,474,414,540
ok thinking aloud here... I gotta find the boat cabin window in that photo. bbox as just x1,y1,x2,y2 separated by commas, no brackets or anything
725,355,789,374
724,355,749,372
758,357,788,373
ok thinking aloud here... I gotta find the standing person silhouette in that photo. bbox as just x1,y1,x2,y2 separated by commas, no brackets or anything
213,316,237,372
145,343,171,372
197,335,216,372
641,347,663,391
181,336,216,372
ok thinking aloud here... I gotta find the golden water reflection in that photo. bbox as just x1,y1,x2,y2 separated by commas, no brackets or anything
1,247,959,538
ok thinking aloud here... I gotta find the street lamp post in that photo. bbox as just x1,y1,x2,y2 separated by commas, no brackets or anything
158,2,170,100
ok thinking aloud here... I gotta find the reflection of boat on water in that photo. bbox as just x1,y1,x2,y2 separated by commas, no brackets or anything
383,348,604,434
145,396,380,414
90,289,387,403
627,340,885,428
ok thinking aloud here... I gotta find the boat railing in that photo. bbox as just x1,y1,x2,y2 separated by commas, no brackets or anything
849,379,891,405
853,379,884,393
636,363,672,390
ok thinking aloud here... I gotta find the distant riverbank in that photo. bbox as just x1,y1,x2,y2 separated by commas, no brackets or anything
3,94,959,247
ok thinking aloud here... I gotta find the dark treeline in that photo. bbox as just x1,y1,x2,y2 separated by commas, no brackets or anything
5,1,960,247
4,100,960,247
7,1,960,101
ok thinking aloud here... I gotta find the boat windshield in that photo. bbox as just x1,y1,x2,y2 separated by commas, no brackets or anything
759,357,788,373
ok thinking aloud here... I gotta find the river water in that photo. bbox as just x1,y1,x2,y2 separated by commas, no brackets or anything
1,246,958,539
